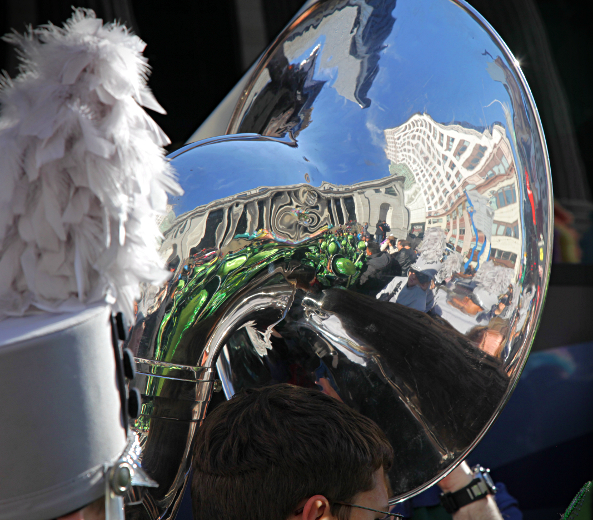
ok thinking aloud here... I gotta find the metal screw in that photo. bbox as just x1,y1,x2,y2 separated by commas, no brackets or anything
110,463,132,495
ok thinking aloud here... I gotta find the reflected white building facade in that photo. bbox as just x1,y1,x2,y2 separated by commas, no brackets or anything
160,175,407,265
385,113,522,272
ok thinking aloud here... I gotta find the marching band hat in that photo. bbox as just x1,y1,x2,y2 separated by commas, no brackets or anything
0,305,125,519
0,8,181,519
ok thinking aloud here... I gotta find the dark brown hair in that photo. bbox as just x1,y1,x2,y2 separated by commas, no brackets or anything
366,241,381,255
191,384,393,520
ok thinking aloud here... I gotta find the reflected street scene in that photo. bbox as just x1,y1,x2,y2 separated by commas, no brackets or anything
124,0,553,518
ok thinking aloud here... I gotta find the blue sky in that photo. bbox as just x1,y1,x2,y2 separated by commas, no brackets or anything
171,0,527,215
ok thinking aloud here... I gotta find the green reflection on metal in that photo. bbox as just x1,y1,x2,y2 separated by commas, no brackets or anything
328,241,340,255
218,254,247,276
149,230,368,383
334,257,357,275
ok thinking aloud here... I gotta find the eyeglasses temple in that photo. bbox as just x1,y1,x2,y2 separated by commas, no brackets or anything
333,502,404,519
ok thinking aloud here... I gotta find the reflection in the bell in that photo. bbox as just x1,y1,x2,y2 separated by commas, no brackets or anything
128,130,545,514
215,276,510,495
159,172,408,263
133,187,516,499
127,0,553,516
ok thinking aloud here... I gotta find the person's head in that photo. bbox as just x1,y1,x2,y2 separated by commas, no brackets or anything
191,384,394,520
467,327,505,358
397,240,410,251
407,269,432,290
407,259,438,290
366,241,381,256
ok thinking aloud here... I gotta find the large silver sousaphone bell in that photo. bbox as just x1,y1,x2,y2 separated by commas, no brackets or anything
125,0,553,518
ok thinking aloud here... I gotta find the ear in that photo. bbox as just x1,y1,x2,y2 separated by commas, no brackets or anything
302,495,334,520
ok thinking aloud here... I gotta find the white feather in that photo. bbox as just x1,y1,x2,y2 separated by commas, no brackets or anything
417,227,447,264
436,251,464,283
0,9,183,319
473,260,514,295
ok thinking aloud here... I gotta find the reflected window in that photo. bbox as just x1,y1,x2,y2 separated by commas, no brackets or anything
446,136,455,152
464,144,488,171
504,186,516,204
497,191,506,208
513,225,519,238
491,186,517,208
505,226,513,237
454,140,470,160
439,132,444,146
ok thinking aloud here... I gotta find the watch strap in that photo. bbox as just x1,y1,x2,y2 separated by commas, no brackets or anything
440,475,495,514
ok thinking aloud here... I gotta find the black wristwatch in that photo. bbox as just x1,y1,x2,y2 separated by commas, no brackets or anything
440,465,497,514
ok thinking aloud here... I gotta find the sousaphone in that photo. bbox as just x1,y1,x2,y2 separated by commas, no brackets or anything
125,0,553,518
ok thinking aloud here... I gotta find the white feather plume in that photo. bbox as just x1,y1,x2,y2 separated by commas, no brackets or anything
436,251,464,283
473,260,514,296
417,227,447,264
0,9,183,319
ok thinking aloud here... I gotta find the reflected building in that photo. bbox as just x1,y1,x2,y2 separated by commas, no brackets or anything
160,175,407,266
281,0,397,108
385,113,522,274
237,0,398,137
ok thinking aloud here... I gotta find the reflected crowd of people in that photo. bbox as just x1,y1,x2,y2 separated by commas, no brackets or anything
344,224,533,368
